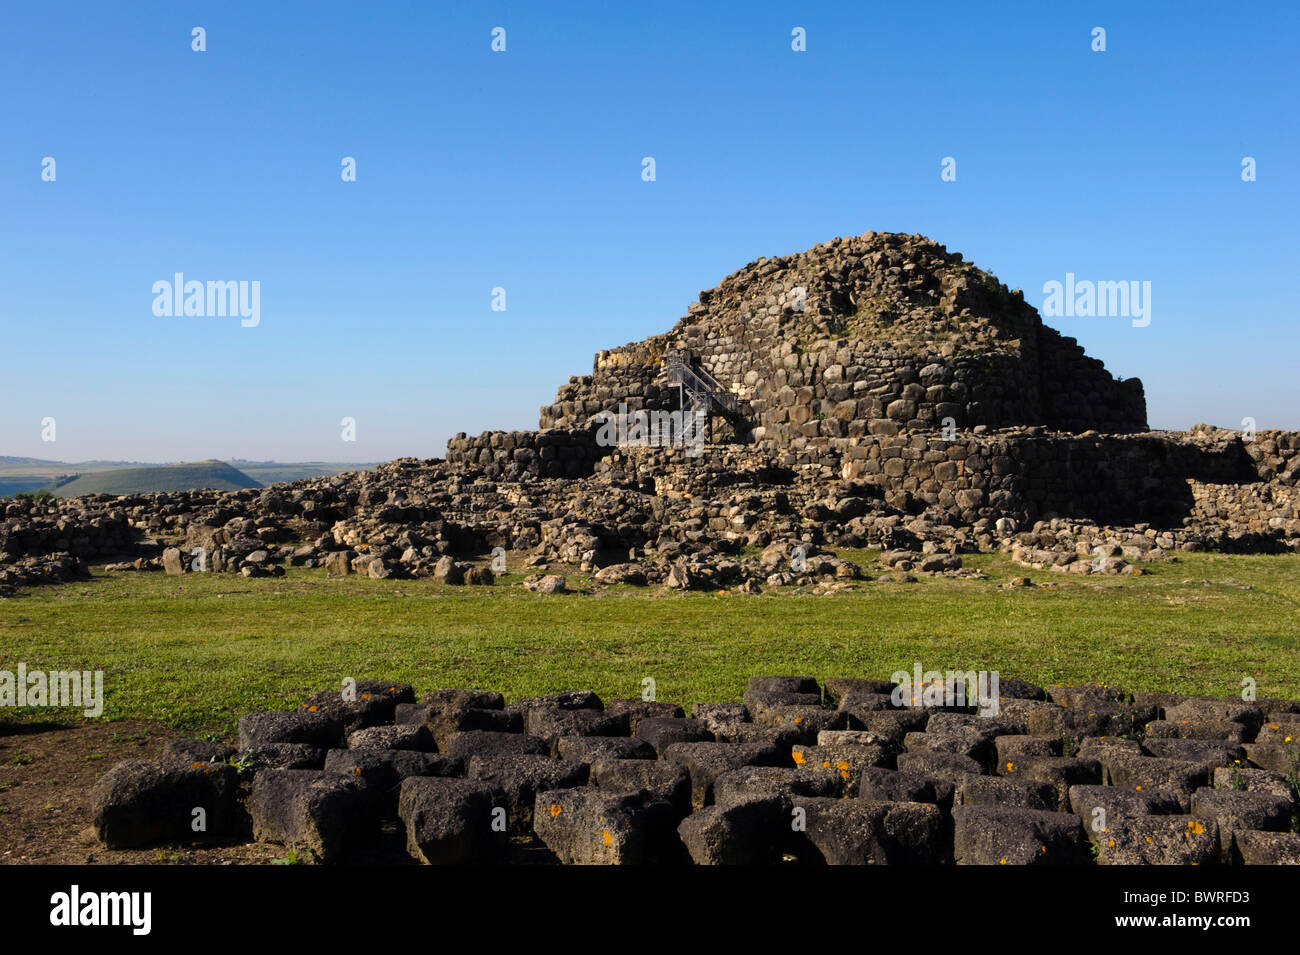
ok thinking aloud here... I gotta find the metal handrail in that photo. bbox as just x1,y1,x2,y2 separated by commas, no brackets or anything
665,356,740,416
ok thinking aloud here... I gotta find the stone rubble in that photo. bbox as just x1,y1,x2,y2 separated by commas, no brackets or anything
88,676,1300,864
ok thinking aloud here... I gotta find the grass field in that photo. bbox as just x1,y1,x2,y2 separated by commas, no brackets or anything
2,549,1298,737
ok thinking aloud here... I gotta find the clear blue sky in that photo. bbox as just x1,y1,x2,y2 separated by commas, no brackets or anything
2,1,1296,463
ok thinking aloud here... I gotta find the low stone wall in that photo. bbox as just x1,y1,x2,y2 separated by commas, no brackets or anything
1191,481,1300,538
445,429,608,480
830,429,1260,527
0,503,135,560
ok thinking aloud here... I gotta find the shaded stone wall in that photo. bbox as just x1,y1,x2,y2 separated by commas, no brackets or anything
840,429,1258,527
0,506,134,559
445,429,608,480
588,429,1286,533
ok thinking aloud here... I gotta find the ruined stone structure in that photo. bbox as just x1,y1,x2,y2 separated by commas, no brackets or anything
1,232,1297,594
540,232,1147,444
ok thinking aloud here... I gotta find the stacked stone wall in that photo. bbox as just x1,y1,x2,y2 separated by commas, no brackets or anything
445,429,608,480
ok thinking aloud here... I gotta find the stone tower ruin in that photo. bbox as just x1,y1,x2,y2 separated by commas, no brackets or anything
539,231,1147,454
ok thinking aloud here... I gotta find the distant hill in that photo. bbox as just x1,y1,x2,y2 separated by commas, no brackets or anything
0,456,149,467
0,457,378,498
51,460,263,497
0,456,62,466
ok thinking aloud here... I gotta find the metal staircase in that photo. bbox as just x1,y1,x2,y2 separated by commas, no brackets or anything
664,351,746,441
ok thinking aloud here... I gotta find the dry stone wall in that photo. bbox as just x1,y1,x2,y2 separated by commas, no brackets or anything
445,429,606,480
837,428,1260,527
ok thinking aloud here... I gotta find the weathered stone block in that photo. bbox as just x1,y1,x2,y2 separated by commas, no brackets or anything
951,806,1090,865
249,769,379,862
534,787,681,864
92,760,239,848
398,777,507,864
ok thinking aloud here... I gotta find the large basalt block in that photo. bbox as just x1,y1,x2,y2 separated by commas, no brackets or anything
346,723,435,752
534,787,681,864
299,681,414,733
951,806,1090,865
524,705,630,752
323,749,462,813
238,710,344,751
635,717,714,755
676,795,785,865
249,769,379,862
444,730,547,761
1093,815,1221,865
1095,752,1210,808
1190,787,1294,851
857,767,956,810
793,798,947,865
398,777,507,864
1067,784,1183,827
1231,830,1300,865
996,756,1102,808
92,760,239,848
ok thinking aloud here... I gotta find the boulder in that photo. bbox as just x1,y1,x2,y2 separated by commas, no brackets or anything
533,787,681,864
92,760,239,848
249,769,380,862
398,777,507,864
951,806,1090,865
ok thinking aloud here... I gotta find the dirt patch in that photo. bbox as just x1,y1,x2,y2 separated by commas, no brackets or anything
0,719,550,865
0,719,284,865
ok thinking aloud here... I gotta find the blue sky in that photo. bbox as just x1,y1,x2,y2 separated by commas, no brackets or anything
1,1,1296,462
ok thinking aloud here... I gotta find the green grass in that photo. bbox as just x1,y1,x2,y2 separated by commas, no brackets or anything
1,550,1298,737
